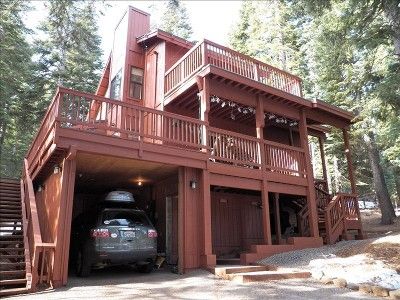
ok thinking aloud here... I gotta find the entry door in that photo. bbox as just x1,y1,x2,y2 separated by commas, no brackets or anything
165,196,178,264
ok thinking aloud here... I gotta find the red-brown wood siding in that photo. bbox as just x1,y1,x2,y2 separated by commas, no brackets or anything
211,191,263,257
35,172,63,244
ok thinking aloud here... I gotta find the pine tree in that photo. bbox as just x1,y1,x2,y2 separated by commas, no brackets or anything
0,1,41,177
159,0,193,40
230,0,398,223
36,0,103,97
291,0,398,224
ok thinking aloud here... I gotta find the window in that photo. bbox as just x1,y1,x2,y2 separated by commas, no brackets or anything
129,66,144,99
110,69,122,100
102,210,150,226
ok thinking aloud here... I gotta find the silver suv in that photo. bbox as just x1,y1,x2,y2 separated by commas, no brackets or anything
72,191,157,277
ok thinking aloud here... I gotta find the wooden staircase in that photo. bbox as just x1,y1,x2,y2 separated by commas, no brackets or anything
0,178,30,297
299,180,363,244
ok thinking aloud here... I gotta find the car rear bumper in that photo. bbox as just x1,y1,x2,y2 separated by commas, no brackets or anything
93,249,157,264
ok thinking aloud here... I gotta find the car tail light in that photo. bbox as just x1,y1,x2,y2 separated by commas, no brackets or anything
147,229,157,238
92,229,110,238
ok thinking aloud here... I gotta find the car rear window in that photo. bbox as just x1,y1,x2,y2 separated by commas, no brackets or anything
102,210,150,226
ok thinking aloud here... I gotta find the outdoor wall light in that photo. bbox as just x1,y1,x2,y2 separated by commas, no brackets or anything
138,181,143,186
190,180,197,189
53,165,61,174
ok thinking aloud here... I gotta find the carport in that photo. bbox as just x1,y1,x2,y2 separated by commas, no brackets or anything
68,153,180,279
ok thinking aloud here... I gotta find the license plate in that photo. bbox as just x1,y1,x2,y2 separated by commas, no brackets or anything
123,231,136,238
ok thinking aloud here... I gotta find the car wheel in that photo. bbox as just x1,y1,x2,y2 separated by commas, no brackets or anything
76,248,91,277
137,261,154,273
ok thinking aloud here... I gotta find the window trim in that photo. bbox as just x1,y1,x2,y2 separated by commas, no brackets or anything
128,66,144,100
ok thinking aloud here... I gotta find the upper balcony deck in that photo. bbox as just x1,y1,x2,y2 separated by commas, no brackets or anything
27,87,308,188
164,39,303,100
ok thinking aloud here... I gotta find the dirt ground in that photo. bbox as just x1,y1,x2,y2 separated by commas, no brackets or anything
5,268,376,300
361,209,400,238
336,209,400,269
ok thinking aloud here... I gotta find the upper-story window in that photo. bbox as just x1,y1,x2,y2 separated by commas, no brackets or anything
110,69,122,100
129,67,144,100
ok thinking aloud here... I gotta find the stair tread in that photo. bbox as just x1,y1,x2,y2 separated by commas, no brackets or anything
0,287,29,297
0,248,25,252
0,278,27,286
1,254,25,259
0,240,24,244
0,270,25,275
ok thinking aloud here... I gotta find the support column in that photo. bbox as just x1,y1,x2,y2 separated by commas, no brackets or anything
200,169,216,267
177,167,185,274
342,129,357,194
198,76,210,151
273,193,282,245
318,136,328,182
256,97,272,245
52,147,77,287
299,109,319,238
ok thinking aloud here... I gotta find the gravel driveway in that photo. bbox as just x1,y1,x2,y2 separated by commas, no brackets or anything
5,266,376,300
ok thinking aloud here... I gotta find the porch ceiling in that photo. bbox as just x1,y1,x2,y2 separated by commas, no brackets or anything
75,153,178,191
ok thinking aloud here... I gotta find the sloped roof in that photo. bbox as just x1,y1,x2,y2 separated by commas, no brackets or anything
137,29,194,49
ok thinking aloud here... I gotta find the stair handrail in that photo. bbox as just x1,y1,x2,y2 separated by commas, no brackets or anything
20,178,33,290
324,194,346,244
22,158,56,289
315,185,332,208
297,204,310,237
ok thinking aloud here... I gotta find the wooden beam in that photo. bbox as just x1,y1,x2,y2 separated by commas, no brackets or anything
200,169,215,267
273,193,282,245
59,157,77,285
261,181,272,244
318,136,328,182
299,109,319,238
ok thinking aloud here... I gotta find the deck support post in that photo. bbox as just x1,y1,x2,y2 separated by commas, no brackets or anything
198,76,210,151
200,169,216,267
256,97,272,245
54,153,76,287
273,193,282,245
318,136,328,183
342,129,357,194
299,109,319,238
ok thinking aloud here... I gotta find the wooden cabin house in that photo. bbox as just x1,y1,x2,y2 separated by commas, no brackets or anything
0,6,363,295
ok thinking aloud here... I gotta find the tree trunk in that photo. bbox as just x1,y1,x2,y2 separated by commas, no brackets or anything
364,131,396,224
394,167,400,208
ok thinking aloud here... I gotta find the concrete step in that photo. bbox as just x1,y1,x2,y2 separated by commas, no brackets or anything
213,265,276,278
227,270,311,283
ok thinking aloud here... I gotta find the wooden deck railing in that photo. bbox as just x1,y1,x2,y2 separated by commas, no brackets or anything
208,127,261,168
27,87,310,181
165,39,303,97
22,159,55,290
264,141,306,177
26,91,60,176
324,193,358,244
57,87,206,151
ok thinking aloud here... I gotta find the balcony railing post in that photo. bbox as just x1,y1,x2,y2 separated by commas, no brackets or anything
201,40,207,65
